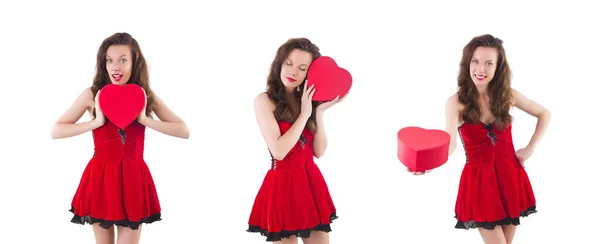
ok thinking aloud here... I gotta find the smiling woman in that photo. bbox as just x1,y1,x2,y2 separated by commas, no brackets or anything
408,34,551,244
50,32,190,244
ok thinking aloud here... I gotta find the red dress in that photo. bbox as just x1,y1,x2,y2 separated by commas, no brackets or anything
247,121,338,242
454,122,537,229
69,120,162,230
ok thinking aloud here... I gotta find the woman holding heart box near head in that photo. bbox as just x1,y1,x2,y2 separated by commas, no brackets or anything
247,38,346,243
51,32,189,244
409,34,551,244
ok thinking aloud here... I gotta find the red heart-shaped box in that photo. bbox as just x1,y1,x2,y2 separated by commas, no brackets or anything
307,56,352,101
397,126,451,172
98,84,146,129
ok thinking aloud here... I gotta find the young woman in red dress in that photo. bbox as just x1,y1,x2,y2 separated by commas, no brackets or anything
51,32,190,244
247,38,346,243
410,34,551,244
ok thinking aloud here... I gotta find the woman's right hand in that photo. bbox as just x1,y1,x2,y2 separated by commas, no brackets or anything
407,168,432,176
94,90,105,127
300,81,316,120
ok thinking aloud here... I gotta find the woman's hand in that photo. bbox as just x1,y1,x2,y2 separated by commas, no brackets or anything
137,88,149,125
316,93,347,114
515,146,534,167
407,168,432,176
300,82,316,121
93,90,105,127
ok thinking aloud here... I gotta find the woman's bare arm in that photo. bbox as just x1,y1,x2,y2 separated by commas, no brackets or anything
254,93,309,160
51,88,102,139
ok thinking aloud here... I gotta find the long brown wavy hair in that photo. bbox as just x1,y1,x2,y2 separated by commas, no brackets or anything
91,32,155,118
265,38,323,131
457,34,513,130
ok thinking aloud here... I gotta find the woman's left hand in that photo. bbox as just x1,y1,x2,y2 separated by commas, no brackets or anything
515,146,534,167
316,93,348,114
137,88,149,125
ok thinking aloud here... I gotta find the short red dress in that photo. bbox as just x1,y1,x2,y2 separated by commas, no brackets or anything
454,122,537,229
247,121,338,242
69,120,162,230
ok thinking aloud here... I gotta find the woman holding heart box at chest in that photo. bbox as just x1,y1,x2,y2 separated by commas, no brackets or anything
409,34,551,244
51,32,189,244
247,38,346,243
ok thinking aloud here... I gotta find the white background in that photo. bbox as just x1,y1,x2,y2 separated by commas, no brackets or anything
1,0,598,243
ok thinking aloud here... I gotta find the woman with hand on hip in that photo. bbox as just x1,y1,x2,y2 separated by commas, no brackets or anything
410,34,551,244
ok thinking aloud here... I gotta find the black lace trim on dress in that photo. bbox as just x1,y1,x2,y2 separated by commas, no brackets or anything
455,206,537,230
69,207,162,230
247,212,338,242
118,128,127,144
299,134,307,149
483,123,497,145
457,125,468,163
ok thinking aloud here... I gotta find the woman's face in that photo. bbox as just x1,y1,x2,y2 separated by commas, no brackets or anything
469,46,498,87
280,48,312,90
106,45,133,85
